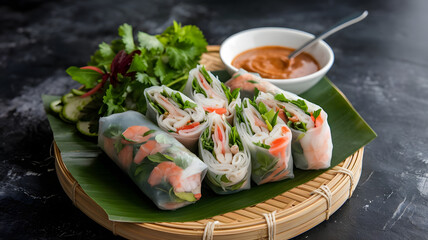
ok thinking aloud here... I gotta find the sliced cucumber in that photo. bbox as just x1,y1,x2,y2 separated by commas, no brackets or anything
50,100,63,113
61,96,93,123
71,89,86,96
59,110,74,124
61,93,74,104
76,121,98,137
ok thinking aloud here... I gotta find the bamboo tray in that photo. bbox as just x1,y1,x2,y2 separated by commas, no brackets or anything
54,46,364,240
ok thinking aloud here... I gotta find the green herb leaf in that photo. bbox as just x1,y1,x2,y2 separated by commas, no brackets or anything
143,129,156,137
254,87,260,98
199,66,213,84
229,126,244,151
136,72,159,86
192,78,207,97
229,179,246,191
103,125,122,138
183,100,197,109
98,42,115,60
137,31,164,52
201,127,214,153
235,104,245,124
118,23,135,53
154,58,167,82
166,46,190,69
313,109,322,121
146,93,166,115
102,84,128,116
66,66,101,89
114,140,124,154
291,121,308,132
274,93,289,103
290,99,308,112
253,142,271,149
174,158,189,169
170,92,196,109
128,54,148,73
221,82,240,104
147,152,174,163
220,174,232,183
258,102,268,115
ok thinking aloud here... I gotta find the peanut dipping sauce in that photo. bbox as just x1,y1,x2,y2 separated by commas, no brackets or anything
231,46,320,79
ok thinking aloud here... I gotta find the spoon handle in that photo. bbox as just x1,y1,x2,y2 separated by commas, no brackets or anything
288,10,368,59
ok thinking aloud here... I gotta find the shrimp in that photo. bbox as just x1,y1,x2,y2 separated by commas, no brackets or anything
103,137,117,158
269,137,289,163
117,145,133,170
148,162,202,199
157,94,185,117
311,112,324,128
225,72,278,95
133,140,166,164
172,173,202,198
148,162,182,187
259,132,291,184
198,73,221,99
121,125,152,143
300,112,332,169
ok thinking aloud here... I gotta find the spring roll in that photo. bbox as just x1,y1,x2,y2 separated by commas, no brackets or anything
98,111,208,210
225,69,279,99
199,113,251,194
184,65,241,123
235,98,294,185
256,91,333,170
144,85,208,152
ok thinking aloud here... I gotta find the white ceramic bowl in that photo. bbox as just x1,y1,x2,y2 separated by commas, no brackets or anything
220,27,334,94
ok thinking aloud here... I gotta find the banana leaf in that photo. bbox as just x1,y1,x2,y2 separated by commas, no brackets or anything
43,72,376,222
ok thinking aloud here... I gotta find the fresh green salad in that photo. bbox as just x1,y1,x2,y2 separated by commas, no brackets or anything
50,22,208,136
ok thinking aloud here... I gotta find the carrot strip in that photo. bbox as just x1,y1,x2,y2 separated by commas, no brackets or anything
204,107,227,115
176,122,200,132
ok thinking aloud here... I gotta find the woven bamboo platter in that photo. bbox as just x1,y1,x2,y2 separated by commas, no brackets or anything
54,45,364,240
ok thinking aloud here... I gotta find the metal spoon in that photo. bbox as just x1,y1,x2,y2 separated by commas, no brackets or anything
287,10,369,60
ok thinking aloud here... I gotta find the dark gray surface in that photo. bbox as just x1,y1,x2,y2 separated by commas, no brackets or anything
1,0,427,239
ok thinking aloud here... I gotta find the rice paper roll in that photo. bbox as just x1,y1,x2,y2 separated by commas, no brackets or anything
184,65,241,123
256,91,332,170
144,85,208,152
225,69,279,99
98,111,208,210
235,98,293,185
199,113,251,194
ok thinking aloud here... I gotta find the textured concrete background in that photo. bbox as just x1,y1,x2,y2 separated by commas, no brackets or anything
1,0,427,239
